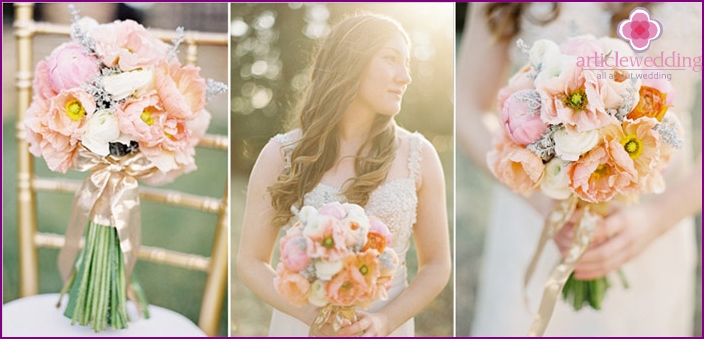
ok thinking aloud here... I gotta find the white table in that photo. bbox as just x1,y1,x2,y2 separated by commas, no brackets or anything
2,294,206,337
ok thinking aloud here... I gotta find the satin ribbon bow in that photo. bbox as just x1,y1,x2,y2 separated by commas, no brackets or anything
58,146,158,282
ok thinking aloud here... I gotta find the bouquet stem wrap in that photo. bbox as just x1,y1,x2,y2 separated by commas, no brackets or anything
309,305,358,336
57,146,157,329
526,196,598,336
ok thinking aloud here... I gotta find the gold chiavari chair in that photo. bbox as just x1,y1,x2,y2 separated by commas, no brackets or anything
6,3,228,336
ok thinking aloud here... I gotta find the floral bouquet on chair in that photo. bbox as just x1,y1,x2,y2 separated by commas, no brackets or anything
23,6,225,332
274,202,398,336
486,35,681,335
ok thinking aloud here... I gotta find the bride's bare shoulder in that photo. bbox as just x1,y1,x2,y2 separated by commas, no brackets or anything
255,128,302,175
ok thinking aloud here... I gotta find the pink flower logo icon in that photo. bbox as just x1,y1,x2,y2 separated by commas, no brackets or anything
617,7,662,52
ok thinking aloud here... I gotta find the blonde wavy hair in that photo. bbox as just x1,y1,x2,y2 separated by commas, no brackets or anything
268,13,410,228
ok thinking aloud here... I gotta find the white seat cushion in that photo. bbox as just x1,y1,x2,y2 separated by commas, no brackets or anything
2,293,206,337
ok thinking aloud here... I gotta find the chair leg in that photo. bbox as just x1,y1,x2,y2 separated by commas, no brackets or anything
15,3,40,297
198,183,229,336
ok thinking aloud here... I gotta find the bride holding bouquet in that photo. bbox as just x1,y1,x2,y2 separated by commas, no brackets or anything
237,12,451,336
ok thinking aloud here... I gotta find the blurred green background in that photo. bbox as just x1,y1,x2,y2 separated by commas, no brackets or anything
454,3,702,336
229,3,454,336
2,3,229,336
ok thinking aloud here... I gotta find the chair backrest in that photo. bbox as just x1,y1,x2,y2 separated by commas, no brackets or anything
13,3,229,336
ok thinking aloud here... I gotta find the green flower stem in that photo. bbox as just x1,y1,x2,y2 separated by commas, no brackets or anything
70,221,97,325
617,268,630,289
60,221,145,332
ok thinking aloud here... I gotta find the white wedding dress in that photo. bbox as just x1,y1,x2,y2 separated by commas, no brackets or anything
267,130,425,336
472,3,702,336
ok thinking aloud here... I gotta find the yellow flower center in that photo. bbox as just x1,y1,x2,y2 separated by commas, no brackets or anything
359,265,369,276
140,109,154,125
322,237,334,249
563,88,588,112
620,134,643,160
65,99,85,121
591,164,609,180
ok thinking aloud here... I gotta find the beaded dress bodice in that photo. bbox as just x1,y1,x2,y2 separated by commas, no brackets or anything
272,131,424,260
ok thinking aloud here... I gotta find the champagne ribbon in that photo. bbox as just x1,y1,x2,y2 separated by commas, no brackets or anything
527,202,598,336
308,304,358,336
523,196,578,304
58,146,158,283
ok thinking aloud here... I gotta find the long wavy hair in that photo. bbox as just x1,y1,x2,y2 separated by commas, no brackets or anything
268,14,410,228
484,3,653,41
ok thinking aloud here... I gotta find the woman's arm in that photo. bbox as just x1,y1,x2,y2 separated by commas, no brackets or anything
338,138,452,336
457,4,554,216
236,140,320,326
456,3,510,174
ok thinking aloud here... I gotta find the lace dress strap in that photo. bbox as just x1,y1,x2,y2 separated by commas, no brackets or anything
408,132,424,184
271,133,297,170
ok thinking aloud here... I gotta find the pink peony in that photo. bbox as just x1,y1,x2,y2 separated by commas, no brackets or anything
274,263,310,307
24,98,79,173
46,43,100,93
154,60,207,120
280,236,311,272
497,65,535,113
90,20,169,71
487,130,545,195
305,216,348,261
33,60,58,102
325,258,368,307
563,35,604,59
500,89,548,145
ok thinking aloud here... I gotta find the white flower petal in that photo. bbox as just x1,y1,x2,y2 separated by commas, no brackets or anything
102,69,154,101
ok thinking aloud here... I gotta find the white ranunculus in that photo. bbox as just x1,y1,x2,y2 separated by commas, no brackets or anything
102,68,154,101
540,158,572,200
529,39,560,68
308,280,328,307
341,203,366,219
298,206,319,225
341,216,370,248
303,214,331,237
315,260,343,281
82,109,120,156
553,128,600,161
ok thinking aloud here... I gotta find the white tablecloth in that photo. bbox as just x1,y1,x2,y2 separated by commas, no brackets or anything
2,294,206,337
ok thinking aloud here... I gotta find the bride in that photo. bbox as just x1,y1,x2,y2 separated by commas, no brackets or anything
458,2,702,336
237,13,451,336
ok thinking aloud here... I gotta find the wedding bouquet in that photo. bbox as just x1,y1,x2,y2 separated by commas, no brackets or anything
24,7,225,332
274,202,398,335
487,35,681,334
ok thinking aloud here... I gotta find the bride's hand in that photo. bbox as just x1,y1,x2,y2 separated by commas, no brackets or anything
553,201,667,280
336,311,389,337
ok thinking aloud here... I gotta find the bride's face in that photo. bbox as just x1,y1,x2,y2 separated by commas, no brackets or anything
353,33,412,117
